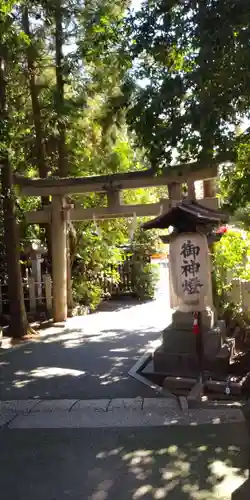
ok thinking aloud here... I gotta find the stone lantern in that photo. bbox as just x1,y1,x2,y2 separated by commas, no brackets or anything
142,199,229,379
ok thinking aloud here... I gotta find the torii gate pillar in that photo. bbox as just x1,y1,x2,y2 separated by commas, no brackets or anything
51,195,67,322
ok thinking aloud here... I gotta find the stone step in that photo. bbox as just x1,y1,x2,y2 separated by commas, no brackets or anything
187,396,244,410
164,376,197,392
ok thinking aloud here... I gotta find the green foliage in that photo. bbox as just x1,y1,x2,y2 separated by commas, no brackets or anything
71,230,122,310
126,0,250,168
129,228,159,301
213,229,250,310
71,226,160,309
72,279,103,312
0,0,167,312
132,262,159,301
220,138,250,214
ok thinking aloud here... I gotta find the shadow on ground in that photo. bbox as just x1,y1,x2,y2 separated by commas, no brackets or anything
0,425,248,500
0,300,168,400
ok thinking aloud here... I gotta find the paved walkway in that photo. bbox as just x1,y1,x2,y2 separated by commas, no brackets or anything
0,397,245,428
0,423,248,499
0,299,169,400
0,266,249,499
0,264,170,401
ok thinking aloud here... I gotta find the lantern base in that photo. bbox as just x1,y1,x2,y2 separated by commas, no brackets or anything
172,308,216,332
153,318,228,377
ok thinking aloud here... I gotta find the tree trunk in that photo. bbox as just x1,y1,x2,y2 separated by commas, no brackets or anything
1,159,29,338
55,0,73,313
0,54,33,338
22,6,47,180
22,6,52,263
55,0,68,178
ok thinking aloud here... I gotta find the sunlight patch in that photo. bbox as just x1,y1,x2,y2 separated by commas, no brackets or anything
133,485,152,498
15,367,86,379
209,461,248,497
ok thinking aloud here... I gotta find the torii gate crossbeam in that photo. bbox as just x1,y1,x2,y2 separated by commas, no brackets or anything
14,163,220,323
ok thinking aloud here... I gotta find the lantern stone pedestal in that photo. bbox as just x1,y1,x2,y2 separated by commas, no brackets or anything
153,309,227,377
142,199,230,380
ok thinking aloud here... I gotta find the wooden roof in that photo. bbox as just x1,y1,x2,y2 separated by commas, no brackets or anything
142,199,228,230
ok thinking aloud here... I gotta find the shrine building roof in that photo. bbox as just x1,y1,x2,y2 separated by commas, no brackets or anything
141,199,228,230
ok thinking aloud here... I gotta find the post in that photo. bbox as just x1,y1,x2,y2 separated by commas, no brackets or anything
107,189,122,209
0,281,2,315
51,195,67,322
43,274,52,315
187,180,196,200
230,278,241,305
28,276,36,314
168,183,182,206
196,312,204,382
203,179,216,198
31,251,43,304
241,280,250,314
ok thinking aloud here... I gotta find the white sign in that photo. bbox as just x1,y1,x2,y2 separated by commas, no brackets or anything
170,232,209,307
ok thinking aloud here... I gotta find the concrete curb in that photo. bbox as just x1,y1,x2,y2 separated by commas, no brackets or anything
128,338,164,394
0,398,245,429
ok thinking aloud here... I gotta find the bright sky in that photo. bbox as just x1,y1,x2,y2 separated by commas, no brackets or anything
131,0,143,11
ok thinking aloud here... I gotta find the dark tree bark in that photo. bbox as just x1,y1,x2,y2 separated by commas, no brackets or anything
55,0,68,177
22,6,47,180
22,5,52,263
0,54,32,338
55,0,74,312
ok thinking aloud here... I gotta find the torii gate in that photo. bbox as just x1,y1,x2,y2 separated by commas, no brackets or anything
14,162,219,323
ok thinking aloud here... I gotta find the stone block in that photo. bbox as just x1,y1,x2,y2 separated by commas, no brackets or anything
187,381,204,408
162,325,196,353
186,408,244,424
32,400,75,412
172,308,215,331
0,413,17,427
153,345,199,376
164,376,196,391
143,398,179,412
0,400,39,414
216,344,230,360
205,379,242,396
241,373,250,397
217,319,226,341
108,398,143,411
179,396,189,410
71,399,111,412
203,326,222,359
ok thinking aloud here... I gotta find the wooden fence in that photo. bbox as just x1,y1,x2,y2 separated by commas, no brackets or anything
0,275,52,317
101,256,151,298
0,256,151,316
102,262,133,297
227,278,250,313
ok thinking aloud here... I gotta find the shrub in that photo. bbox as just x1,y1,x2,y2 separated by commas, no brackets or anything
213,229,250,312
132,261,159,300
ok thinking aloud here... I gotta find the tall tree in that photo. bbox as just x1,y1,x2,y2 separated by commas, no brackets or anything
22,3,47,180
22,3,53,261
126,0,250,169
54,0,68,177
0,2,34,338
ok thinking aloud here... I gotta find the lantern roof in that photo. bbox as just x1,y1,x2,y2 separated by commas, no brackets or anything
142,199,228,231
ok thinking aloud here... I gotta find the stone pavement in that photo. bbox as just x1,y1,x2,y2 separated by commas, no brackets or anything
0,285,170,401
0,424,248,500
0,397,245,428
0,267,249,499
